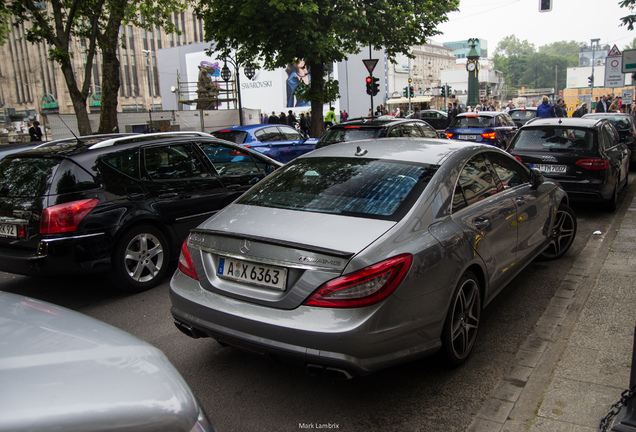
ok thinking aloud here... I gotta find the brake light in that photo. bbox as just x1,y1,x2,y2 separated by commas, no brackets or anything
304,254,412,308
513,155,523,163
177,239,198,280
344,126,361,129
481,132,496,140
575,159,610,170
40,199,99,234
218,130,231,133
445,132,454,139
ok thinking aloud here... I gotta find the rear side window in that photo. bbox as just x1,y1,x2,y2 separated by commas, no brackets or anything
102,148,140,178
237,157,434,220
0,157,59,197
512,127,594,151
254,127,284,142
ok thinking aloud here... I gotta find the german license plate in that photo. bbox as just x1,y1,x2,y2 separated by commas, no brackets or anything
533,164,567,173
0,223,17,238
217,257,287,290
457,135,477,140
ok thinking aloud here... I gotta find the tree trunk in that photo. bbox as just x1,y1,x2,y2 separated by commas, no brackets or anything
97,2,125,134
309,62,325,138
60,59,92,135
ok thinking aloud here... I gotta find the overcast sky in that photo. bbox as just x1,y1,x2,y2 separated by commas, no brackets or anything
432,0,635,54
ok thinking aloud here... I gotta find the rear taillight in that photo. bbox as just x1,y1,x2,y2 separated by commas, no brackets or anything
575,159,610,170
513,155,523,163
304,254,412,308
481,132,496,140
40,199,99,234
178,239,198,280
445,133,454,139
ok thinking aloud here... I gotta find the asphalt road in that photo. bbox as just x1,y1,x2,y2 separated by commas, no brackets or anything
1,177,633,432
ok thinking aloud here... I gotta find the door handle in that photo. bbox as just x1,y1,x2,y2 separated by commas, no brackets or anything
515,197,526,205
158,192,178,198
473,217,490,230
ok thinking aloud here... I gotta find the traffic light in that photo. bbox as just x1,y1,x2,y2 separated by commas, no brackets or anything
366,76,372,95
539,0,552,12
409,86,414,98
372,77,379,96
588,76,594,88
447,85,453,96
486,85,491,96
403,87,408,97
441,86,445,97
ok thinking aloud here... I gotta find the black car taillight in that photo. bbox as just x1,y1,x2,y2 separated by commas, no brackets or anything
575,159,610,170
40,199,99,234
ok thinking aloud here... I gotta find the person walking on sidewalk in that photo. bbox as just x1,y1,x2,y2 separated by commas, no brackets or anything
537,96,556,118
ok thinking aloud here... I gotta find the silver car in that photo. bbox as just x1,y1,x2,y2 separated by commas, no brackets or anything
170,138,576,377
0,291,215,432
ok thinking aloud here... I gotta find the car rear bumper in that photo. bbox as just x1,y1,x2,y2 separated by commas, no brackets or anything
169,271,442,376
545,176,611,202
0,232,112,277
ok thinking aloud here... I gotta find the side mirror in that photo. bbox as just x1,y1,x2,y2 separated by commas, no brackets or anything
530,168,544,189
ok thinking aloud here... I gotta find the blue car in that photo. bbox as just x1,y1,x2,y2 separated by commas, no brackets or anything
445,111,518,150
211,124,318,163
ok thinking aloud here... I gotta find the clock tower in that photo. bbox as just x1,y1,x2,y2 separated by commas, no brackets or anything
466,38,481,108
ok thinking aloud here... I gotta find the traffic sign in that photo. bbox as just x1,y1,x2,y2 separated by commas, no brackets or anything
363,59,378,75
622,49,636,73
605,45,624,88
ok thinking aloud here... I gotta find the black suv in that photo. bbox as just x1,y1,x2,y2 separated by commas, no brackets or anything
0,132,281,291
315,117,443,149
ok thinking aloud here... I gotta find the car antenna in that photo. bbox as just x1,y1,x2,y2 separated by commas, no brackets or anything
355,146,368,156
56,114,83,144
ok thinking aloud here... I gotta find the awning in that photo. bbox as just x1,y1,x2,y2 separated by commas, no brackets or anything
385,96,433,105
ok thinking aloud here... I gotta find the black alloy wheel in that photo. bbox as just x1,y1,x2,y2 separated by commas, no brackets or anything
110,224,170,292
539,203,577,260
441,271,481,367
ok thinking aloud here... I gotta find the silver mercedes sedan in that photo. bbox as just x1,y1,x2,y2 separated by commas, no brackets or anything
170,138,576,378
0,291,215,432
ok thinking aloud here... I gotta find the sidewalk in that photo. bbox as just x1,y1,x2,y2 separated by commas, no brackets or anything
468,190,636,432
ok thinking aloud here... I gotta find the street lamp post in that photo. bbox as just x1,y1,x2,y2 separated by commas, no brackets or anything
590,38,600,110
142,49,153,110
221,54,256,126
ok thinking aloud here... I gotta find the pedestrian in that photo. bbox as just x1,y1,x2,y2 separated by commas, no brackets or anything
412,106,421,119
324,106,337,128
608,97,620,113
554,98,566,118
28,121,42,142
595,94,609,113
287,110,297,127
342,110,348,122
537,96,556,118
279,112,287,124
262,112,269,124
268,111,278,124
572,102,587,117
299,112,310,136
447,102,459,127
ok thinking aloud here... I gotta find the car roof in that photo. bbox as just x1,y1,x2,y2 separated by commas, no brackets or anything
583,112,631,118
510,107,537,111
456,111,505,117
523,117,605,128
212,123,295,132
333,117,430,127
305,137,495,166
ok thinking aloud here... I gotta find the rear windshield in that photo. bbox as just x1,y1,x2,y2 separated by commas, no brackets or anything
584,115,632,131
318,127,380,145
211,130,248,144
0,157,98,197
0,157,60,197
512,127,595,151
509,110,537,121
450,115,494,128
236,157,434,220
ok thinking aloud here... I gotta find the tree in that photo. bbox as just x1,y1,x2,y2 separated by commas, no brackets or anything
2,0,186,135
620,0,636,30
494,35,535,57
196,0,459,137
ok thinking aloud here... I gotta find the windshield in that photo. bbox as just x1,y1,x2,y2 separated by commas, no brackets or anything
318,127,380,145
0,157,60,197
584,115,632,131
211,130,248,144
450,115,494,128
236,157,434,220
512,127,595,151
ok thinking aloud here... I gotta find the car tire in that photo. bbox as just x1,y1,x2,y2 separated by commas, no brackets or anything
110,224,170,292
538,203,577,260
605,182,618,213
441,271,481,367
